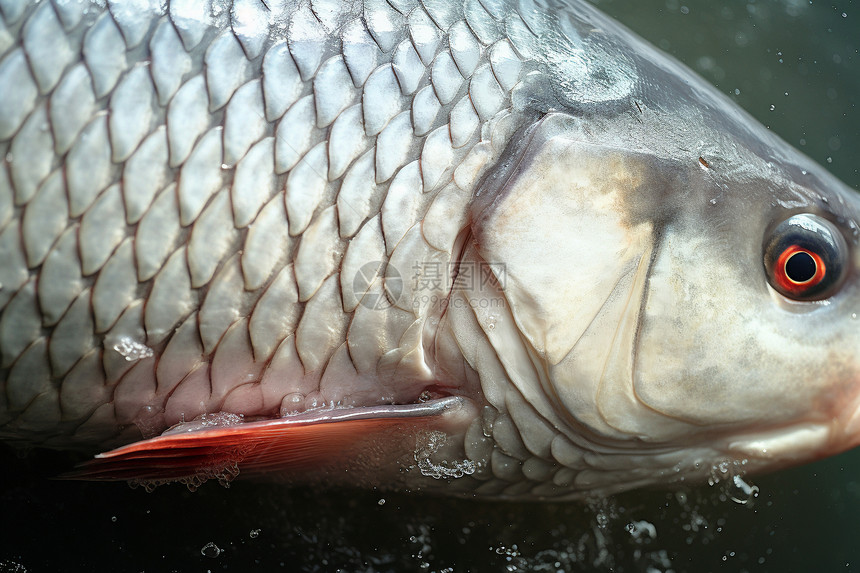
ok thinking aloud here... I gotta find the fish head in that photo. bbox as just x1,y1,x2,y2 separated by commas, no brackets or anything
468,111,860,492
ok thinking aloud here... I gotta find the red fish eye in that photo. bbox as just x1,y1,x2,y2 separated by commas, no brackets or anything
764,213,846,301
773,245,826,293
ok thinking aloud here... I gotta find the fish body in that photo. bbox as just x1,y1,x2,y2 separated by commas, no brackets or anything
1,0,860,499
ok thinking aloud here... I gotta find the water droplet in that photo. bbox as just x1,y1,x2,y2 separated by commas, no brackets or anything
306,393,322,409
200,542,221,558
769,104,776,111
112,337,154,362
626,520,657,541
729,474,760,505
852,313,857,320
414,430,477,479
378,498,386,506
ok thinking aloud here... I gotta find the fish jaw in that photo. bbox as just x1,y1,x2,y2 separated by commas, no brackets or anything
838,397,860,452
725,425,831,470
718,397,860,476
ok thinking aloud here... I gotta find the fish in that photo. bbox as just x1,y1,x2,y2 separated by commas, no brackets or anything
1,0,859,500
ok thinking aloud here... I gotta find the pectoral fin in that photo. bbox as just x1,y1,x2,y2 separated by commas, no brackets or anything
63,397,474,487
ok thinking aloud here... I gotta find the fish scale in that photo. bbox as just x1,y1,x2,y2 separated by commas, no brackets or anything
0,0,523,448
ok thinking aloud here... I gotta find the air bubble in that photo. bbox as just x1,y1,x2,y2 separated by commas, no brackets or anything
249,529,261,539
200,542,221,558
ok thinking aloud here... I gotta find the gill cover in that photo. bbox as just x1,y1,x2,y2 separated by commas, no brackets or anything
471,115,693,442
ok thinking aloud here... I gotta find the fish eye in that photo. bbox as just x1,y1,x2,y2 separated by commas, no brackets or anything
763,213,847,300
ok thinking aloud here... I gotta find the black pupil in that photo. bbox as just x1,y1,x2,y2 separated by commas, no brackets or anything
785,251,817,283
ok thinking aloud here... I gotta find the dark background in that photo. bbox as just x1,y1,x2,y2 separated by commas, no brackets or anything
2,1,859,571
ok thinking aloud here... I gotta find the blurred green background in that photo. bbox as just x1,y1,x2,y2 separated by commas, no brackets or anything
593,0,859,192
1,1,859,572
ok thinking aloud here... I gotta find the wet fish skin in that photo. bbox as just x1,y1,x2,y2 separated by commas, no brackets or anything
3,0,860,499
0,0,502,447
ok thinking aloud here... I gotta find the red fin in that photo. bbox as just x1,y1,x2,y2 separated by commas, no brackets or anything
63,398,473,488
